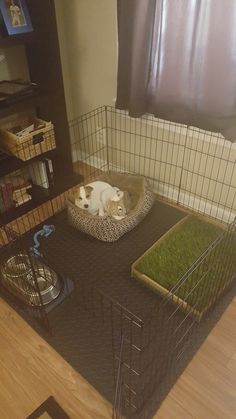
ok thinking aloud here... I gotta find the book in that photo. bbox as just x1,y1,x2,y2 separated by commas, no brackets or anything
0,182,14,211
0,189,4,213
28,161,49,189
0,183,8,211
5,183,14,209
43,158,54,187
5,173,31,191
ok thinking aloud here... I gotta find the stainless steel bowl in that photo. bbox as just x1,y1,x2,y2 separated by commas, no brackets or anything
28,267,61,306
1,254,62,307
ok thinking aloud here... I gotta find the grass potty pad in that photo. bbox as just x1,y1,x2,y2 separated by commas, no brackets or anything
132,215,236,321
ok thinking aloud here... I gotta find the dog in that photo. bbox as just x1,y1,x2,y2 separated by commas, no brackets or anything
74,181,120,216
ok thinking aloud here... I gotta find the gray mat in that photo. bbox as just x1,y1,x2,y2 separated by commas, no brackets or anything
2,200,235,418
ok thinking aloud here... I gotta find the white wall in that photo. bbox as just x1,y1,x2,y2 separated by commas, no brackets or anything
55,0,117,120
54,1,236,224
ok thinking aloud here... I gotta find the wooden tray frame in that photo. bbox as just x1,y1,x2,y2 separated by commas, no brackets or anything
131,214,231,322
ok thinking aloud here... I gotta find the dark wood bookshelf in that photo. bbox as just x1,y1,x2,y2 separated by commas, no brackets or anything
0,0,83,225
0,91,42,119
0,172,83,226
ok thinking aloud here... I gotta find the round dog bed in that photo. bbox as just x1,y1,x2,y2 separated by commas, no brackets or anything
67,172,155,242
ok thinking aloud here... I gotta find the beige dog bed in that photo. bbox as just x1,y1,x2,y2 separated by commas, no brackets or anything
67,172,155,242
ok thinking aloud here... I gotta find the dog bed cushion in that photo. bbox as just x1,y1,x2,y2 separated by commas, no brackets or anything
67,172,155,242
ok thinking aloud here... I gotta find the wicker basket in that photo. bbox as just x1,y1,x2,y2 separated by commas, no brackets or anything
0,115,56,161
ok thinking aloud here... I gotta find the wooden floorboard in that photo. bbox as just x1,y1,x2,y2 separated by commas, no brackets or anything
0,297,235,418
156,297,236,419
0,298,112,419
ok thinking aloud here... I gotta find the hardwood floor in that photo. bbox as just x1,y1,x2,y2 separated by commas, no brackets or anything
156,296,236,419
0,298,112,419
0,296,235,419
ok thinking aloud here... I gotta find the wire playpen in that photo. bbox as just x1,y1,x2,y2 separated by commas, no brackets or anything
0,105,236,418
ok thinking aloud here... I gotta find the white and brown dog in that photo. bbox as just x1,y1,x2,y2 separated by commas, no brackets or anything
74,181,121,216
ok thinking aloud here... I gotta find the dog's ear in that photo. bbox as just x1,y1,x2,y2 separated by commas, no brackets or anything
85,185,93,197
71,187,81,202
68,192,75,202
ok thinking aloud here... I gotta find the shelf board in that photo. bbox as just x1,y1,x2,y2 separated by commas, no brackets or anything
0,172,83,226
0,148,55,177
0,91,41,119
0,32,35,48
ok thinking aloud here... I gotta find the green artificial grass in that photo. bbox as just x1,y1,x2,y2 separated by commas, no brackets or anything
135,216,236,312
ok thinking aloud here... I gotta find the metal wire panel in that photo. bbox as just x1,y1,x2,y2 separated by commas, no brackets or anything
68,106,236,417
69,106,109,180
112,220,236,417
0,106,236,418
70,106,236,223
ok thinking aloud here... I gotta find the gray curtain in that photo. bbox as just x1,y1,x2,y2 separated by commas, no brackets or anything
116,0,236,141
